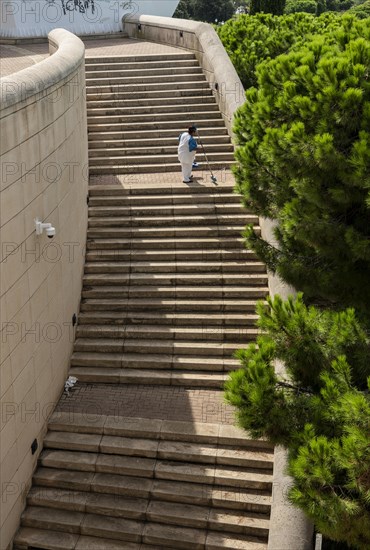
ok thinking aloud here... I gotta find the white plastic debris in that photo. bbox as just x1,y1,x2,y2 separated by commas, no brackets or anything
64,376,78,395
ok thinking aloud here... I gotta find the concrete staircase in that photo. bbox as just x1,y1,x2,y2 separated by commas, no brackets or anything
68,183,268,388
15,414,273,550
85,53,235,174
14,49,274,550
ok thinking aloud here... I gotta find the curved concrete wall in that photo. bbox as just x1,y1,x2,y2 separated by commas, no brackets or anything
0,29,88,549
123,15,314,550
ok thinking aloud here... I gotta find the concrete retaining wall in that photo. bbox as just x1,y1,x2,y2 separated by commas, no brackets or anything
0,28,88,549
123,14,314,550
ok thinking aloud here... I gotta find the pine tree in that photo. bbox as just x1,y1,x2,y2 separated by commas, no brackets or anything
251,0,286,14
173,0,195,19
218,12,341,89
225,294,370,548
232,16,370,318
192,0,235,22
316,0,327,14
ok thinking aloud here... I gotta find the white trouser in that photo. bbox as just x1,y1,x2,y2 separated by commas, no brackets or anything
179,152,195,182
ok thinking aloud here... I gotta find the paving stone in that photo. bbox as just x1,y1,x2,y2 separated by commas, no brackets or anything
205,532,267,550
155,461,215,484
85,493,147,519
146,501,209,528
49,412,106,434
81,513,143,542
96,454,156,477
142,523,206,549
22,506,84,533
100,435,159,457
14,527,79,550
75,536,140,549
41,450,98,472
91,473,152,498
28,487,88,512
33,468,94,491
157,441,218,464
104,416,162,438
44,431,102,452
160,420,220,443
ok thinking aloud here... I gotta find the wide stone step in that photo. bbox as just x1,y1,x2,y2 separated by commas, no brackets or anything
86,59,199,71
87,109,222,125
87,184,235,196
77,309,259,326
85,66,204,79
89,161,233,175
32,467,272,511
43,432,273,470
86,73,206,86
87,213,252,227
68,367,227,387
82,272,267,286
47,414,273,450
88,118,226,132
86,225,248,239
14,527,79,550
27,485,270,537
86,237,245,251
84,260,264,274
32,467,272,512
81,286,268,300
88,135,230,150
86,202,249,215
17,513,268,549
79,297,259,312
88,127,228,141
87,94,215,108
39,450,272,490
75,324,259,342
88,143,233,158
20,506,143,542
86,85,214,105
85,53,196,64
86,80,211,94
70,352,239,372
74,338,241,356
87,103,219,118
87,190,238,205
85,250,255,262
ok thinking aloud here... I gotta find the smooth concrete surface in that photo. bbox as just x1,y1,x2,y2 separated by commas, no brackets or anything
0,28,88,549
124,15,245,137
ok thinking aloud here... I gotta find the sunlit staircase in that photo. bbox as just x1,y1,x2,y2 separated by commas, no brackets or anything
14,49,274,550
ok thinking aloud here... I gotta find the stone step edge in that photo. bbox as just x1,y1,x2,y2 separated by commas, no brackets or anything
26,489,271,530
48,414,274,450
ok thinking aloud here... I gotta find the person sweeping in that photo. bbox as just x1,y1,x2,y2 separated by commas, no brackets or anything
178,126,198,183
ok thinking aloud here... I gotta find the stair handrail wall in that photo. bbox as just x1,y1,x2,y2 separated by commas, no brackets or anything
0,29,88,550
122,14,314,550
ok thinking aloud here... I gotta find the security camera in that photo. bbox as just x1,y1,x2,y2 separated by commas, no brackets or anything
46,226,56,239
35,218,56,238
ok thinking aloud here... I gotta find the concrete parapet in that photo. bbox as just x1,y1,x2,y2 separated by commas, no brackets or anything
0,29,88,549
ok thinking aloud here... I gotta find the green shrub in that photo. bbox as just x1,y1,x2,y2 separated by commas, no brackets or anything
232,16,370,316
225,294,370,548
285,0,318,13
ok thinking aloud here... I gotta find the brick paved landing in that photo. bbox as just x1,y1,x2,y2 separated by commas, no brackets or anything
57,383,235,424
